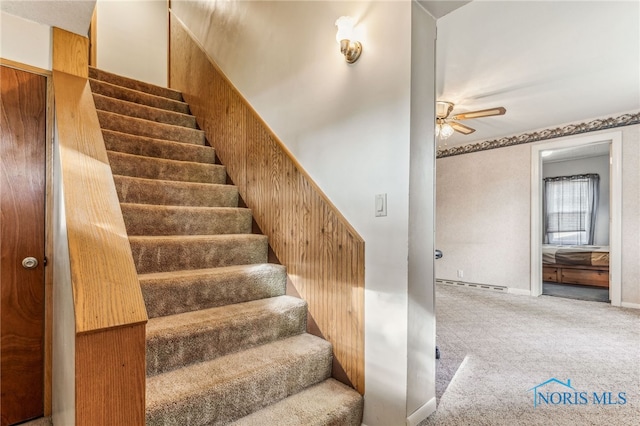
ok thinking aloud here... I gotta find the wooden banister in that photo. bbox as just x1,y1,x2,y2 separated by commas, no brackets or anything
52,27,146,424
168,13,365,394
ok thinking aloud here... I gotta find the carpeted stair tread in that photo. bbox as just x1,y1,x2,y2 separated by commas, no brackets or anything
107,151,226,184
229,379,363,426
97,110,205,145
93,93,197,128
102,130,214,163
129,234,269,274
146,333,332,426
89,67,184,101
90,78,190,114
139,264,287,318
121,203,252,236
146,295,307,376
113,175,239,207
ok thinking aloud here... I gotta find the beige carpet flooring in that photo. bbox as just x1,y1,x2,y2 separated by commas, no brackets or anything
423,284,640,425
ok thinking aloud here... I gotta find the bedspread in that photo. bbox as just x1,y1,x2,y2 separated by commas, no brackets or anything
542,245,609,267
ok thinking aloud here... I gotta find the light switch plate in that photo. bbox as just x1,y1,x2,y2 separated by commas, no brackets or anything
375,193,387,217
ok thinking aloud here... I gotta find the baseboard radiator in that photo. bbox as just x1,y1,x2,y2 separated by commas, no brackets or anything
436,279,507,292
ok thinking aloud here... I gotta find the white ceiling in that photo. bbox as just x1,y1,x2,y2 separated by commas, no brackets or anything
542,142,610,164
0,0,95,36
435,1,640,148
418,1,471,19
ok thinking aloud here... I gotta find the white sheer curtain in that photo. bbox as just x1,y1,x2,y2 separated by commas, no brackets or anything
543,174,600,245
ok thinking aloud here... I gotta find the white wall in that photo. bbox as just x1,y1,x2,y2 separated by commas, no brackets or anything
52,124,76,426
436,124,640,306
407,1,437,421
170,1,436,424
0,11,52,70
96,0,167,86
543,154,610,245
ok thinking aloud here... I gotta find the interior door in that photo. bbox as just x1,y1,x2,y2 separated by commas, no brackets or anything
0,65,47,425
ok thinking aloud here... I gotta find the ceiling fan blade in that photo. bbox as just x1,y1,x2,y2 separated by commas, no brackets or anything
452,107,506,121
450,121,476,135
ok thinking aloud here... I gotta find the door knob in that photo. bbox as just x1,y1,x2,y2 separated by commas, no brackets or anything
22,257,38,269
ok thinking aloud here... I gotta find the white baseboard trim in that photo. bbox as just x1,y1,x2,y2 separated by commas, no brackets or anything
621,301,640,309
508,287,531,296
406,397,436,426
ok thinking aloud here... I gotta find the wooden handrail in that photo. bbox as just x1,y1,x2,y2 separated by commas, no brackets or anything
52,27,146,425
52,28,147,334
168,13,365,393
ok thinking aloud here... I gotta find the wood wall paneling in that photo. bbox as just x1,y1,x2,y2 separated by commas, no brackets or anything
75,325,146,425
169,13,365,393
52,28,89,78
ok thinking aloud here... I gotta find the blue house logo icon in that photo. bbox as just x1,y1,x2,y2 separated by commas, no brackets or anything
528,378,576,408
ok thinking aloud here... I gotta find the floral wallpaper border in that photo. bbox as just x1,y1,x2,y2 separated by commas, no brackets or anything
437,112,640,158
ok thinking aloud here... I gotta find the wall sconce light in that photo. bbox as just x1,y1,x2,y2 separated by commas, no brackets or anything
335,16,362,64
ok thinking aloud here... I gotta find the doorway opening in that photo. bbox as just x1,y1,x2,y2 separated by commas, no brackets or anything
530,132,622,306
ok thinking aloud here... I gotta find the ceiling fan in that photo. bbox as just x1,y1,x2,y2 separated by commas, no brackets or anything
436,101,506,139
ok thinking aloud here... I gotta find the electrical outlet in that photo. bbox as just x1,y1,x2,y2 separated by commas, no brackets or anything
457,270,464,278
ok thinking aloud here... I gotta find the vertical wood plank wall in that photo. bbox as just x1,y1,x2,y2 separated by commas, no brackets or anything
52,27,147,424
169,13,365,393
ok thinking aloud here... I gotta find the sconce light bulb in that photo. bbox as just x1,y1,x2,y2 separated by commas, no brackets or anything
335,16,355,43
335,16,362,63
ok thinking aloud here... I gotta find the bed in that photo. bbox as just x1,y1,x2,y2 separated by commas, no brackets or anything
542,245,609,288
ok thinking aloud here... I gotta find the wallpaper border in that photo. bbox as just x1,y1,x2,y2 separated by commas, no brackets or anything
437,112,640,158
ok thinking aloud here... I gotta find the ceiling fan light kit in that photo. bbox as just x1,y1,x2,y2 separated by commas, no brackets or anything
435,101,506,140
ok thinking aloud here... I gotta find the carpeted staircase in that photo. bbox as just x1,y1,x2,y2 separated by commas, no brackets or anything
88,67,363,425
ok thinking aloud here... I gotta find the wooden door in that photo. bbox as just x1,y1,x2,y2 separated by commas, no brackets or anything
0,66,47,425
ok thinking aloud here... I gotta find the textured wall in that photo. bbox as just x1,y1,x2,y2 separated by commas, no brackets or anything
621,126,640,306
436,124,640,306
436,144,531,290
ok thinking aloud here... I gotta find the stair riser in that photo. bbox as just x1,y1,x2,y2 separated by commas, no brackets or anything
89,67,184,101
146,299,308,376
130,236,269,274
90,78,190,114
94,93,197,128
98,111,205,145
141,265,287,318
103,130,214,163
228,379,364,426
146,342,332,426
121,205,252,236
114,176,239,207
108,151,226,184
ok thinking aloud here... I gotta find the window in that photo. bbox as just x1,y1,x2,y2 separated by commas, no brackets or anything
543,174,599,245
